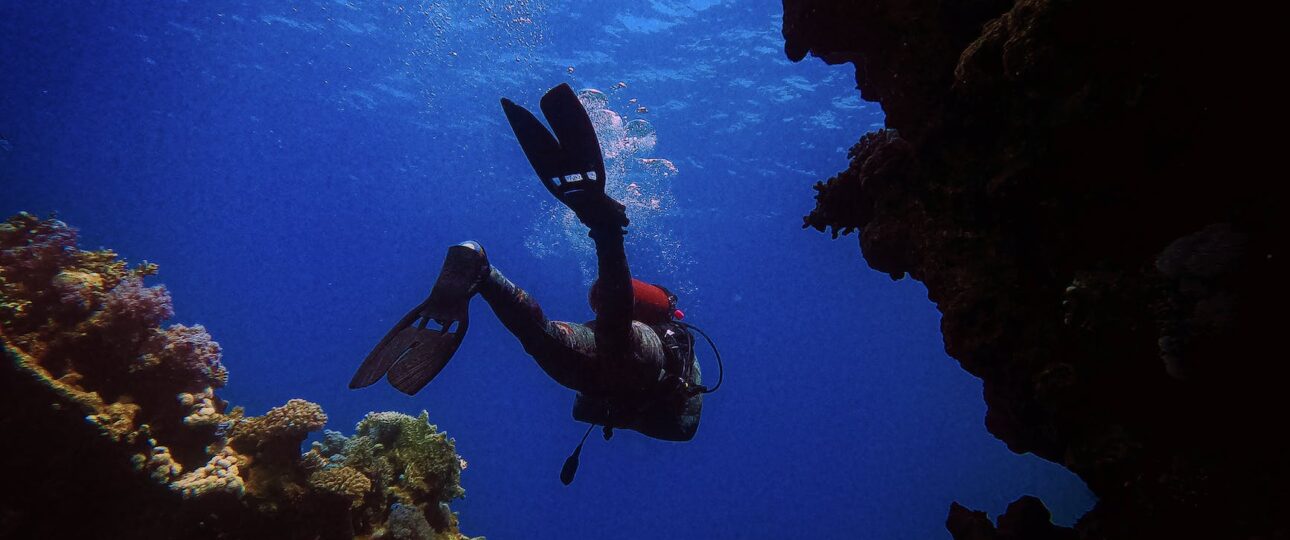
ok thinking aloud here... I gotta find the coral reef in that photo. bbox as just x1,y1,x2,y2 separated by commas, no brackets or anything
786,0,1279,537
1,213,480,539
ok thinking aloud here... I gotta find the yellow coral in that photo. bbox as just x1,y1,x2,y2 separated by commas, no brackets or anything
133,444,183,483
171,447,247,499
178,387,222,427
309,466,371,508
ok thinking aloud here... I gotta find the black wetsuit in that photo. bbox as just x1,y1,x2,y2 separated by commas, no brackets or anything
477,225,702,441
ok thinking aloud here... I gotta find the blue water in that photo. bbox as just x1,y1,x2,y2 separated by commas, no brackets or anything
0,1,1094,538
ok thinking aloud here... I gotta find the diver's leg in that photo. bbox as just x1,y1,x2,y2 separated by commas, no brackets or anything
499,82,634,368
588,224,633,361
350,241,488,395
477,264,598,392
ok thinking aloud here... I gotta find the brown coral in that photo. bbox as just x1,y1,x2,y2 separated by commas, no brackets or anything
230,399,328,451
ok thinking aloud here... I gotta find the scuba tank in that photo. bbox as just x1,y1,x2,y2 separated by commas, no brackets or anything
588,278,684,324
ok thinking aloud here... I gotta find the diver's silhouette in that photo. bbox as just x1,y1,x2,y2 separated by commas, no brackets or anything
350,84,717,481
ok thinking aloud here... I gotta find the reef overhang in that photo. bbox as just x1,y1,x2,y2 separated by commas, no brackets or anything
785,0,1281,537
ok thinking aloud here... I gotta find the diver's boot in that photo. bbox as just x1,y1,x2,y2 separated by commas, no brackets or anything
349,241,490,395
565,190,628,230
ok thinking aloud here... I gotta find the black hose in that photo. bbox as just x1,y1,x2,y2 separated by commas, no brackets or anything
678,321,723,394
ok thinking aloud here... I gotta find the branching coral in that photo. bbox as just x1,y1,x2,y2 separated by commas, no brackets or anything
97,275,175,340
1,213,149,351
1,212,225,426
137,324,228,390
2,213,225,459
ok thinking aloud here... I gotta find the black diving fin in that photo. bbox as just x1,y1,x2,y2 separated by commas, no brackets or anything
501,83,606,202
349,242,489,395
501,84,627,228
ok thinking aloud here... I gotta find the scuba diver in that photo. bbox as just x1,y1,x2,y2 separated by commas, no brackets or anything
349,83,721,483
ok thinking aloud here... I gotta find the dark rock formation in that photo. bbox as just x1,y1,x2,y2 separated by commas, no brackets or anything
947,496,1075,540
785,0,1281,537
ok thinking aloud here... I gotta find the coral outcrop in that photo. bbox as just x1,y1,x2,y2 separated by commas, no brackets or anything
310,411,470,535
786,0,1279,538
1,213,481,539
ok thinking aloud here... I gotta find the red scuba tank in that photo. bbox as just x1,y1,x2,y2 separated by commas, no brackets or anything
589,278,676,324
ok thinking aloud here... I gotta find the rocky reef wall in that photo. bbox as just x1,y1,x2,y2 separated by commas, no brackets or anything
784,0,1281,538
0,213,480,540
